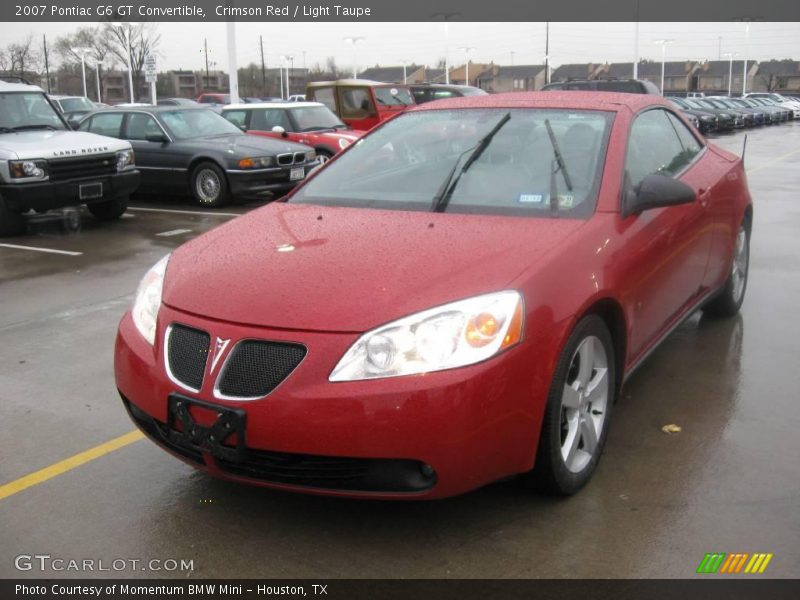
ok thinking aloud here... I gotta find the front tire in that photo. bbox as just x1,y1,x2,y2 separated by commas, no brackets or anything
87,196,128,221
703,220,750,318
190,162,229,208
523,315,617,495
0,197,26,236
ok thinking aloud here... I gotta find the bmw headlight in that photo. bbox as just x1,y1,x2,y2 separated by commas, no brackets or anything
131,254,169,345
116,149,135,171
330,291,524,381
338,138,351,150
305,149,316,162
238,156,274,168
9,159,47,180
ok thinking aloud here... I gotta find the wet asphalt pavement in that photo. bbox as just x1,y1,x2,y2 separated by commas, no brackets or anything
1,124,799,580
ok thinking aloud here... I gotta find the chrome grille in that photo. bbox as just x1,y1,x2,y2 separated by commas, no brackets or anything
48,154,116,182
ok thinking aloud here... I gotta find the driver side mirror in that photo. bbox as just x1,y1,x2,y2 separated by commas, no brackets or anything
622,172,696,217
271,125,288,137
145,132,168,144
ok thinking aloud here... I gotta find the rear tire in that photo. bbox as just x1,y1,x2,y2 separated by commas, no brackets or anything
0,197,26,236
190,162,229,208
87,196,128,221
522,315,617,495
703,220,750,318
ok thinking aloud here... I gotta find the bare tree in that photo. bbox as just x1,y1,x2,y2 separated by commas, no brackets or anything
103,23,160,100
54,26,117,69
6,35,41,78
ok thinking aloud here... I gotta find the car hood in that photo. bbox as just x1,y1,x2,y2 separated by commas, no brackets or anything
179,133,310,154
162,203,585,332
0,129,130,159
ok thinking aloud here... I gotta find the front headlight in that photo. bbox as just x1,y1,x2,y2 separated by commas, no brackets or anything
305,149,316,162
329,291,524,382
9,159,47,179
700,115,714,122
338,138,350,150
238,156,274,168
131,254,169,345
116,149,135,171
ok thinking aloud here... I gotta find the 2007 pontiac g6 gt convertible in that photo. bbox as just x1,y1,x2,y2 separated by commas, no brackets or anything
115,92,752,499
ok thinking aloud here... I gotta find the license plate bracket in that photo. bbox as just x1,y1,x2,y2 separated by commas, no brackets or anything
167,394,247,462
289,167,304,181
79,182,103,200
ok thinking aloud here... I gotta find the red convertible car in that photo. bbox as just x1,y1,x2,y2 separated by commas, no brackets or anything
115,92,752,499
221,102,364,164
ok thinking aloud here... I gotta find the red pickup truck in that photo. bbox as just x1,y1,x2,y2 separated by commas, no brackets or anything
306,79,415,130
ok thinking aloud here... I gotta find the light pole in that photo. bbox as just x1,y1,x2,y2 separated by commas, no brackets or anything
279,61,284,99
94,60,104,103
400,59,409,84
723,52,738,96
343,36,365,79
72,47,89,97
281,54,294,97
742,22,750,95
654,39,674,96
459,46,475,85
111,24,135,103
432,12,459,85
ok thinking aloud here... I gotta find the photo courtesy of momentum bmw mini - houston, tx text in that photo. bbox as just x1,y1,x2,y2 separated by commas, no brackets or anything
1,0,799,597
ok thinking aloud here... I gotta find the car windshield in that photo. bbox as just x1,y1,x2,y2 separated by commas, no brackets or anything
0,92,67,130
59,97,95,112
374,87,414,106
290,106,346,131
290,108,613,218
159,108,242,139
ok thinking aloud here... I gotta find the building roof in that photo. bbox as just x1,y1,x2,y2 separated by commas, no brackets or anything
357,65,421,82
605,61,690,79
551,63,597,81
756,60,800,77
479,64,546,80
698,60,754,77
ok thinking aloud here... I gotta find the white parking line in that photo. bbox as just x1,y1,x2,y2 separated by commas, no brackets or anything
155,228,193,237
0,243,83,256
127,206,241,218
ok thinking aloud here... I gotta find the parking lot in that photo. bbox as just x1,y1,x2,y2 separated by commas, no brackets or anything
1,121,799,579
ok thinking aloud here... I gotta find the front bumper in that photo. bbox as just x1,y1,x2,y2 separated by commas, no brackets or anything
0,170,140,212
114,304,546,499
226,161,318,200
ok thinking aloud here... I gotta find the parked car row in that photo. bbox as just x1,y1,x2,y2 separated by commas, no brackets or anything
669,95,798,133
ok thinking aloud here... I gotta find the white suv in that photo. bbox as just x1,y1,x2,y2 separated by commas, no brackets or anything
0,80,140,236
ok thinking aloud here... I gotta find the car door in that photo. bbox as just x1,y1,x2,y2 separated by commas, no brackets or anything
618,108,714,358
122,112,178,190
337,86,379,130
81,111,124,139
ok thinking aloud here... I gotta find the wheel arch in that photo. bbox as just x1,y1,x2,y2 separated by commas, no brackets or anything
187,156,228,185
581,297,628,397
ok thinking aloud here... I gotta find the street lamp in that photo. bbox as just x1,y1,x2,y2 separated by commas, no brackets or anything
111,23,135,103
343,36,365,79
432,12,459,85
281,54,294,97
71,47,89,97
93,60,104,103
723,52,738,96
653,39,674,96
400,59,410,84
458,46,475,85
742,22,750,95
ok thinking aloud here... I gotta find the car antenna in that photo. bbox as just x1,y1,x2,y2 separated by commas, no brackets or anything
741,134,748,166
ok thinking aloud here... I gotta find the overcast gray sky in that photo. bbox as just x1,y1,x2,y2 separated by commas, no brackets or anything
2,21,798,71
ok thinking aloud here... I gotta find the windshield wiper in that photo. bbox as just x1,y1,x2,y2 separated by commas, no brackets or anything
12,124,59,131
544,118,573,215
431,112,511,213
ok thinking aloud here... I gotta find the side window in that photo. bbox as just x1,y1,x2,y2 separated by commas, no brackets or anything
77,118,91,132
338,87,375,119
625,109,688,189
125,113,162,141
224,110,248,129
311,87,336,113
666,112,702,170
87,113,123,138
250,109,291,131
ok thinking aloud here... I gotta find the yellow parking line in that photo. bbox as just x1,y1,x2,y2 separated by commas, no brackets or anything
747,147,800,175
0,430,144,502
